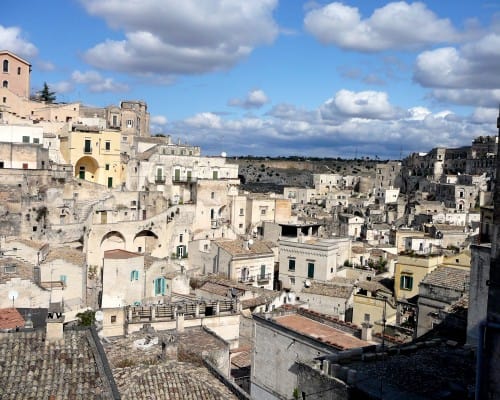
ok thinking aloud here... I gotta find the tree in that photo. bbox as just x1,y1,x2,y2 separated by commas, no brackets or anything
76,310,95,326
38,82,56,103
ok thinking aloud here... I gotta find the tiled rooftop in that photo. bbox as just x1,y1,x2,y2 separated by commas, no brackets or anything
45,247,85,265
0,308,24,330
115,362,238,399
0,329,116,399
421,266,470,291
302,281,354,299
214,239,274,257
104,249,142,259
273,314,369,350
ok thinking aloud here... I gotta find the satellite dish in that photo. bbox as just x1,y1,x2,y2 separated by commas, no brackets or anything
304,279,311,288
221,151,227,157
248,239,254,246
95,310,104,322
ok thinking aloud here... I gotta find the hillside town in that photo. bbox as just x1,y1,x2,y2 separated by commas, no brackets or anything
0,49,499,399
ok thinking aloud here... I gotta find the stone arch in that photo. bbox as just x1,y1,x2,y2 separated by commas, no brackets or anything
100,231,126,252
133,229,159,254
75,156,100,183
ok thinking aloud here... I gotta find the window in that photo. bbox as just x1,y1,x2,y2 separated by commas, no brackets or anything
60,275,67,286
111,315,117,323
105,141,111,151
155,277,166,296
84,139,91,153
239,208,244,216
260,264,266,279
4,265,16,273
22,136,30,143
22,163,28,169
0,162,4,168
2,97,6,103
400,275,413,290
261,208,267,215
2,80,7,88
105,164,110,171
290,276,295,285
126,119,133,128
307,262,315,279
211,192,215,199
33,138,40,144
204,244,209,251
239,224,243,229
130,270,139,281
176,245,186,258
288,259,296,271
3,60,8,72
17,67,21,75
212,170,218,179
179,234,183,243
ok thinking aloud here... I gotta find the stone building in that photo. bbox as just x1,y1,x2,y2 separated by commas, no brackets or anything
278,236,351,293
0,50,31,99
251,307,371,400
416,266,469,337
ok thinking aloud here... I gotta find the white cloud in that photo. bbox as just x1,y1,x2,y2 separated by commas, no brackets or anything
0,25,38,58
81,0,278,76
320,89,401,120
50,81,74,94
36,60,55,72
470,107,498,124
304,2,457,52
151,115,168,125
71,70,128,93
414,33,500,90
228,89,270,109
184,112,222,129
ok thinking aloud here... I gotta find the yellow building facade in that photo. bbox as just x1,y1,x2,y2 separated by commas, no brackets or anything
60,129,124,188
394,254,443,300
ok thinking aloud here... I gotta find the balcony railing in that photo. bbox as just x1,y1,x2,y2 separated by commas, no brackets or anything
155,176,166,184
173,176,196,183
238,276,255,284
257,273,272,283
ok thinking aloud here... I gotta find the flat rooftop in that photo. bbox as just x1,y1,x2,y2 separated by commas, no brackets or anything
273,314,370,350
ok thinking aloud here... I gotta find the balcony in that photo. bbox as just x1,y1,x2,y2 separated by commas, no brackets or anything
172,176,197,183
239,276,255,284
155,176,166,184
257,273,272,283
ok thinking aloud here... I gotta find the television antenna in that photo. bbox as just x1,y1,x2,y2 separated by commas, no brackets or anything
8,290,18,308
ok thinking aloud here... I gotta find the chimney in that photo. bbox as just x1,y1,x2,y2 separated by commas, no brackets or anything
46,314,65,342
361,314,373,341
176,312,185,333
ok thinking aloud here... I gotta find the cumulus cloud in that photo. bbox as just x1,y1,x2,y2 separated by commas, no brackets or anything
80,0,278,76
166,88,496,159
414,33,500,90
304,2,457,52
320,89,402,120
228,89,270,109
50,81,74,94
0,25,38,58
71,70,128,93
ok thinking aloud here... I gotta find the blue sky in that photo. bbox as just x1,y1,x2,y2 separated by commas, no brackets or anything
2,1,500,159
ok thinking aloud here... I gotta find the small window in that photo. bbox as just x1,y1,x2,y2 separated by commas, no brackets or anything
60,275,67,286
22,163,28,169
2,80,7,88
22,136,30,143
288,259,296,271
179,234,183,243
239,224,243,229
33,138,40,144
239,208,244,216
290,276,296,285
105,164,110,171
211,192,215,199
130,270,139,281
203,244,209,251
138,246,142,252
17,67,21,75
111,315,117,323
0,162,4,168
2,97,5,103
3,60,8,72
307,262,315,278
400,275,413,290
4,265,16,273
126,119,133,128
105,141,111,151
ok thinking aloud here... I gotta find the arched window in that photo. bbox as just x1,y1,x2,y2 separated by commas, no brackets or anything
2,60,8,73
2,81,7,88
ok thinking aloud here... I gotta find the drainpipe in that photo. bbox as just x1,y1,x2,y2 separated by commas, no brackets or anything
475,319,500,400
